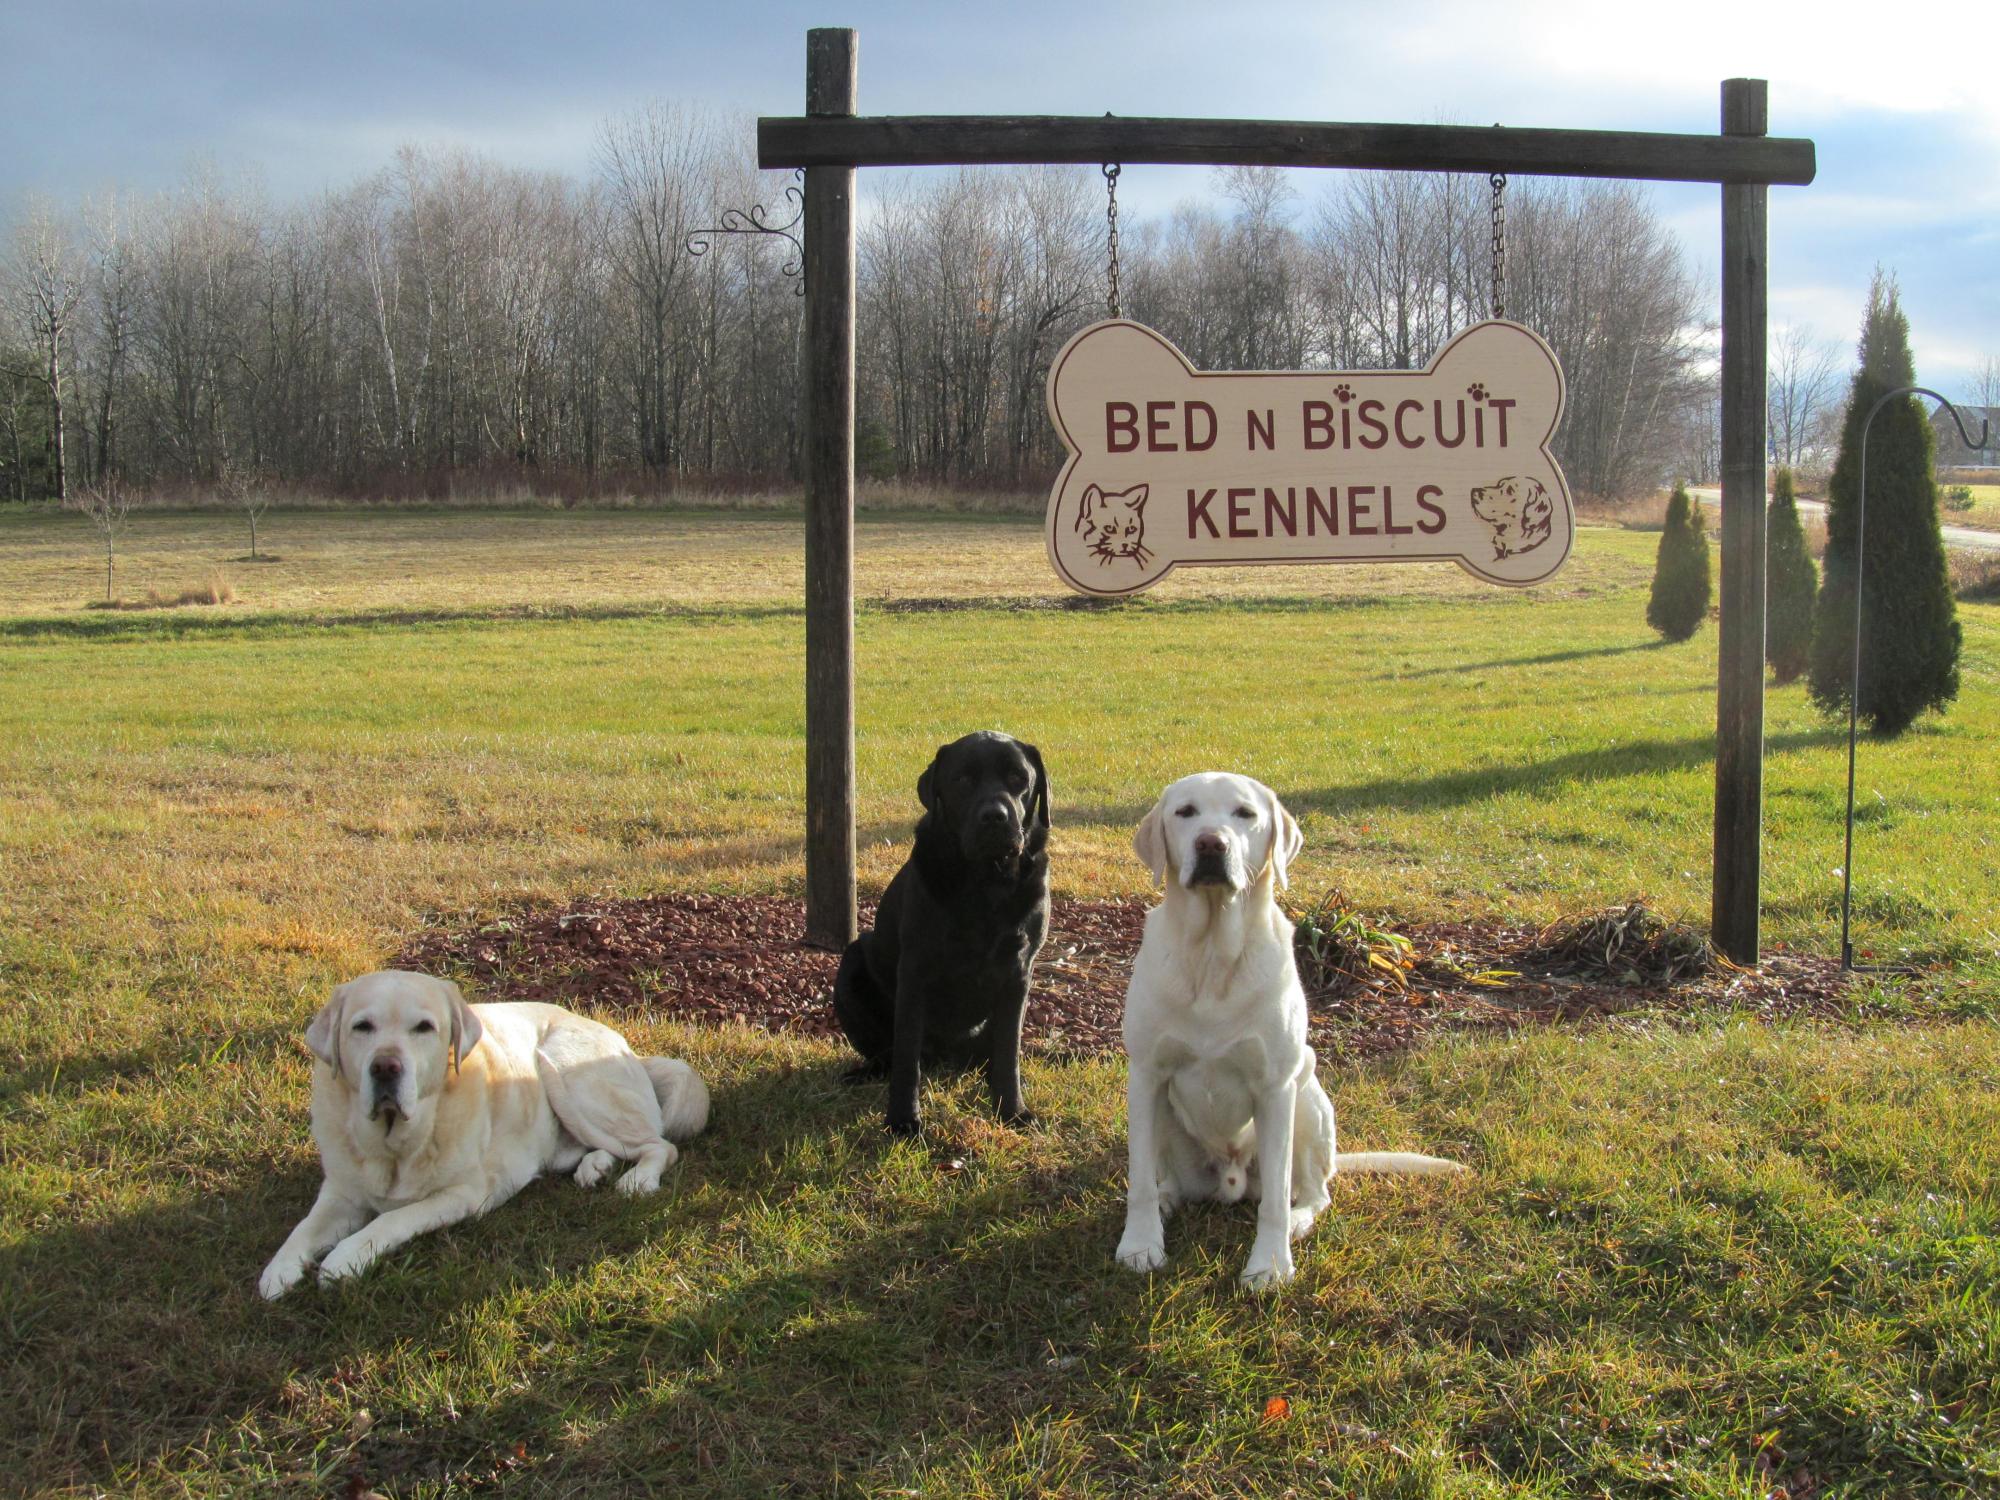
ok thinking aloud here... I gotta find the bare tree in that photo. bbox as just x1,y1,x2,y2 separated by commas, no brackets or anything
1964,355,2000,421
5,199,85,500
1767,322,1842,473
0,355,29,501
78,193,136,486
218,462,274,559
70,473,134,601
595,104,717,471
1,109,1720,504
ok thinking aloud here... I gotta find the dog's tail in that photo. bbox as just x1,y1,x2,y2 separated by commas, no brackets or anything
643,1057,711,1142
1333,1151,1465,1176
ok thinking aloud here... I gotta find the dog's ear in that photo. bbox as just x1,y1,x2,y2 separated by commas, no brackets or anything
303,983,351,1078
1132,798,1169,888
1076,484,1102,532
916,745,950,813
1258,782,1304,891
435,977,483,1072
1020,741,1051,832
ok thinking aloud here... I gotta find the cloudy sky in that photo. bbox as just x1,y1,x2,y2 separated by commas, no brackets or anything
5,0,1995,390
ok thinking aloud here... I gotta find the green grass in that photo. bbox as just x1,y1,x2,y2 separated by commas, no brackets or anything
1941,484,2000,532
4,507,1998,1494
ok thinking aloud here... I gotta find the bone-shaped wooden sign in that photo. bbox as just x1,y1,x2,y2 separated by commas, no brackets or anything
1044,319,1573,595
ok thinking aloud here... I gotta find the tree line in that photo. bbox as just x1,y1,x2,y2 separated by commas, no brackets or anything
5,104,1723,506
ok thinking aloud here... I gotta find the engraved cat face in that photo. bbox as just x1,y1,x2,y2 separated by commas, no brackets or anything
1076,482,1151,567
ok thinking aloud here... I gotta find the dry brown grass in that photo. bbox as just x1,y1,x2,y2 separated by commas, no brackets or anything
83,571,237,610
1574,491,1672,531
1952,549,2000,601
1,506,1645,620
57,470,1047,515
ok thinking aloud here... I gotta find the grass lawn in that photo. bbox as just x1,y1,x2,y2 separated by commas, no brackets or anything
1941,484,2000,533
4,506,1998,1495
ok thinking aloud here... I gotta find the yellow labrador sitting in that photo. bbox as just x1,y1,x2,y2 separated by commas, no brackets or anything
259,971,709,1299
1116,774,1462,1289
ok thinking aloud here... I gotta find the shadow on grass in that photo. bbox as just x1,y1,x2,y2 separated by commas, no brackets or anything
0,600,806,642
3,1054,1147,1493
0,1022,300,1107
1057,727,1850,833
1372,637,1670,681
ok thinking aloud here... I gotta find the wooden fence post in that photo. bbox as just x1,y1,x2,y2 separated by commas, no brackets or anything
803,27,858,949
1713,77,1769,966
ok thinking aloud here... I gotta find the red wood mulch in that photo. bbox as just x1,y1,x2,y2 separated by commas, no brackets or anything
393,892,1867,1064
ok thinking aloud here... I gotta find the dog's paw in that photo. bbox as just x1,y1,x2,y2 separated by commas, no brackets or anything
885,1111,922,1138
573,1149,616,1189
616,1164,661,1196
316,1238,376,1286
257,1256,308,1301
998,1105,1036,1129
1240,1240,1296,1289
1288,1206,1319,1241
1115,1234,1167,1273
616,1142,676,1196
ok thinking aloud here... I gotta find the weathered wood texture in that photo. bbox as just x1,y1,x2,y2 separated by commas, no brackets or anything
760,114,1815,185
803,27,858,949
1712,78,1770,966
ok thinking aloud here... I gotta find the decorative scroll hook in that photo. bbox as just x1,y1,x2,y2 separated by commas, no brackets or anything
685,168,807,295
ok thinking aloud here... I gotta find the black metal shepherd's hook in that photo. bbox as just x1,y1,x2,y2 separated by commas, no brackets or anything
1840,386,1991,971
684,169,807,294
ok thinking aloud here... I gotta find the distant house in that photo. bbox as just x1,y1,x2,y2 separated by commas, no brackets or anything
1933,405,2000,468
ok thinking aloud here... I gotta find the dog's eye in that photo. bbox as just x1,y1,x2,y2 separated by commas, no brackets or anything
1232,805,1256,820
352,1019,374,1033
413,1020,436,1034
1173,804,1197,819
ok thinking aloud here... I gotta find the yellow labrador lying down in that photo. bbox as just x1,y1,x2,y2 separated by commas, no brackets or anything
260,971,709,1299
1117,774,1464,1289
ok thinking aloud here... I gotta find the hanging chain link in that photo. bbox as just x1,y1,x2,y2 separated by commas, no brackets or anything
1488,171,1507,321
1102,161,1122,320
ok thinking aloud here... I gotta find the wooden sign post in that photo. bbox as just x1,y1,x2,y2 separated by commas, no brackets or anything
1045,319,1572,595
769,41,1807,963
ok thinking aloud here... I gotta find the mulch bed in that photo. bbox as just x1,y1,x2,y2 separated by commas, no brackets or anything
393,893,1868,1063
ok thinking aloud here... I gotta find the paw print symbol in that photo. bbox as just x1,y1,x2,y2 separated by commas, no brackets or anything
1333,383,1355,403
1467,382,1488,401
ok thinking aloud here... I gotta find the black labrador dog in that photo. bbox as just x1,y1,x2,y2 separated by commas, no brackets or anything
832,731,1051,1135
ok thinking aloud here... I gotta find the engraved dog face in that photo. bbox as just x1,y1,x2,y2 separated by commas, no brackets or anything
1076,482,1151,566
1469,476,1554,559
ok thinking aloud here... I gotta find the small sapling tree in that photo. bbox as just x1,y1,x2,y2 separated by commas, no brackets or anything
1765,466,1818,682
71,473,133,601
222,464,273,560
1647,480,1711,641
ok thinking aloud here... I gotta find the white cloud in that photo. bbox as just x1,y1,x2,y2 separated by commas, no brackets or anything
1380,0,2000,139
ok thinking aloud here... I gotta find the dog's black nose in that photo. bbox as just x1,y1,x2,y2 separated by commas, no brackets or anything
369,1055,403,1085
1193,831,1227,858
979,803,1011,826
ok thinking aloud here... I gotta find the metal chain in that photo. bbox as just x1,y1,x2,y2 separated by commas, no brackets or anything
1102,161,1122,320
1489,171,1507,321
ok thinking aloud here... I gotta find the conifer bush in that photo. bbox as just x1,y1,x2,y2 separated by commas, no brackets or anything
1808,273,1960,733
1765,466,1818,683
1647,481,1711,642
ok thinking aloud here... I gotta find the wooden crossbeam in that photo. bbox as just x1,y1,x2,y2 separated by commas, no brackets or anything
759,114,1815,186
